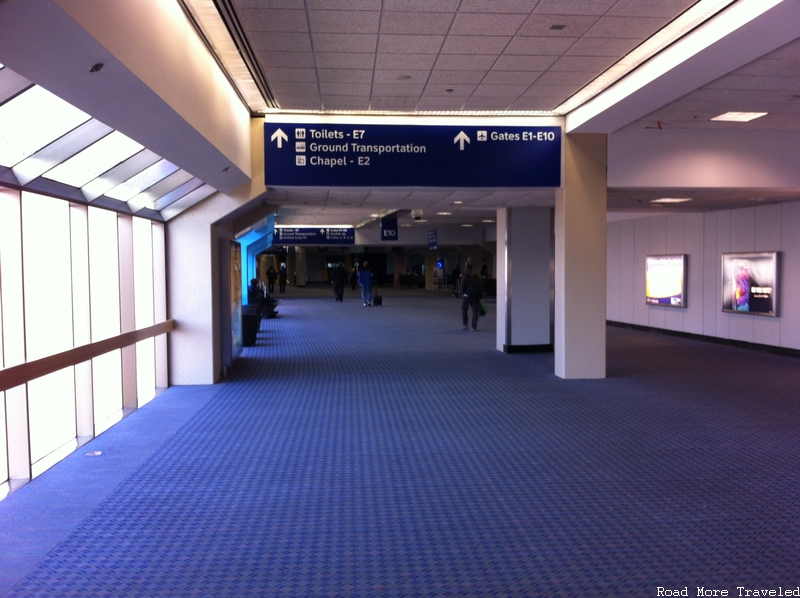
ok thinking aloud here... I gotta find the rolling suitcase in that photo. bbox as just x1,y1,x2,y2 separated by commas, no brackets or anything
373,296,382,306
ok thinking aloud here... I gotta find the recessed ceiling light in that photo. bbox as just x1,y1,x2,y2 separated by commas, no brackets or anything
396,75,412,81
461,223,473,227
482,219,495,223
400,223,412,227
549,24,566,30
710,111,768,122
416,219,427,222
650,198,693,204
436,211,451,216
452,200,463,204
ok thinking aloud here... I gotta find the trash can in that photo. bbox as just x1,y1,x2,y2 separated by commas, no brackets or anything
242,305,260,346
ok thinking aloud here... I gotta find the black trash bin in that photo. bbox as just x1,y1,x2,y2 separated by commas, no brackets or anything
241,305,261,346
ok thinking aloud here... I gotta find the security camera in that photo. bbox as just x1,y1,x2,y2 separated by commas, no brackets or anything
411,209,423,221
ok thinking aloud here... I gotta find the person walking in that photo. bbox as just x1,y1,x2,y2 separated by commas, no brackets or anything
460,262,483,331
350,265,358,291
358,261,374,306
278,264,287,293
331,262,348,302
266,265,277,294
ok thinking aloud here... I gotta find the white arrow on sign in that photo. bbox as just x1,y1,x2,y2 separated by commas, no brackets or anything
271,128,288,148
454,131,470,151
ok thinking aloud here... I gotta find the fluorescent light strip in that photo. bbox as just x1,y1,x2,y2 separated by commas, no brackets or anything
556,0,738,117
181,0,266,113
710,111,768,122
650,198,693,203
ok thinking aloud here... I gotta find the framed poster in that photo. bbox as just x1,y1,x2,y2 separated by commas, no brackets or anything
721,252,778,316
646,254,686,308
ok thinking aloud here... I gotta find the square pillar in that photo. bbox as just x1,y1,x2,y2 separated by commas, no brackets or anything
555,134,607,379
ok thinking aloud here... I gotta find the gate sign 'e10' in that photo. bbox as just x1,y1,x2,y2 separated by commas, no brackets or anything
265,123,561,187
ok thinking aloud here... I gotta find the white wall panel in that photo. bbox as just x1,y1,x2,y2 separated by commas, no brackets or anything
606,222,620,322
633,217,650,326
684,214,705,334
715,211,732,340
608,202,800,352
703,213,718,337
780,202,800,349
619,219,636,324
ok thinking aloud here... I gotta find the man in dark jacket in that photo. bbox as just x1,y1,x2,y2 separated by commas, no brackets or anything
460,263,483,331
331,262,348,302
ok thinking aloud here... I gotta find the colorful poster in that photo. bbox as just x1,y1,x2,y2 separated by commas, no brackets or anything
721,252,778,316
646,255,686,308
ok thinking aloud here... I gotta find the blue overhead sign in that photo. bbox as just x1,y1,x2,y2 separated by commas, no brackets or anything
265,123,561,187
428,230,438,251
381,216,398,242
273,227,354,245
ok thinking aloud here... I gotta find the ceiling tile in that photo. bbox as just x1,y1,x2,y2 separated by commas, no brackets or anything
584,16,665,39
238,9,308,32
534,70,594,86
493,54,558,70
308,10,380,34
533,0,616,16
253,51,316,68
234,0,305,8
482,70,542,85
264,67,318,82
416,96,469,110
321,96,371,110
318,69,373,84
381,11,454,35
441,36,511,55
306,0,382,8
376,53,438,70
320,82,372,95
366,190,413,202
434,55,499,70
549,55,616,72
373,70,430,84
518,14,599,37
423,84,478,96
510,96,563,110
371,97,420,109
315,53,375,69
523,83,578,97
449,13,528,36
312,33,377,53
564,36,638,57
606,0,696,18
383,0,460,12
463,96,513,109
274,95,322,109
472,83,530,97
372,83,425,96
378,34,446,54
505,36,577,56
459,0,538,13
429,70,486,84
271,81,320,96
250,31,312,52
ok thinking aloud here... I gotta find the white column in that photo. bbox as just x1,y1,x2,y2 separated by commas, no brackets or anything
555,134,607,379
496,208,553,353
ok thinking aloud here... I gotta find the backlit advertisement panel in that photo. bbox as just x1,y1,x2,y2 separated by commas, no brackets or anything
646,255,686,308
721,252,778,317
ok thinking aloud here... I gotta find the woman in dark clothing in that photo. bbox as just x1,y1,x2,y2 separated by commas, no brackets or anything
279,264,287,293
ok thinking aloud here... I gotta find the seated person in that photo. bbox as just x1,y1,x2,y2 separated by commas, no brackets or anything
248,278,279,318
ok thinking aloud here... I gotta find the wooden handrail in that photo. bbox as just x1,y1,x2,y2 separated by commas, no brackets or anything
0,320,175,392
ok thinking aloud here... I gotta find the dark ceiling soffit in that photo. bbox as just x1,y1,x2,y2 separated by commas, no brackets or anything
177,0,278,115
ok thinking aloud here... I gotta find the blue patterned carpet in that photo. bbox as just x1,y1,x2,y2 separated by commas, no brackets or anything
3,286,800,596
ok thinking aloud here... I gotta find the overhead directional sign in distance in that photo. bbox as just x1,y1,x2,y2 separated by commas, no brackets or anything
264,123,561,187
273,227,354,246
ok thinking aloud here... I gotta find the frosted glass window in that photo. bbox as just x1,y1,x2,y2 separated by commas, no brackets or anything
27,368,77,464
21,192,74,360
88,207,120,341
132,218,155,327
0,392,7,486
0,86,90,167
136,338,156,406
43,131,144,188
104,159,179,202
92,350,123,433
